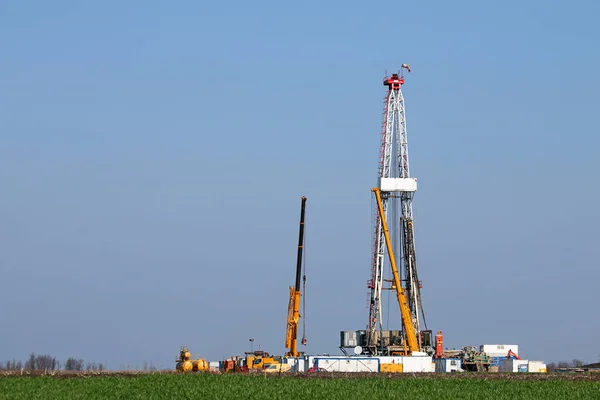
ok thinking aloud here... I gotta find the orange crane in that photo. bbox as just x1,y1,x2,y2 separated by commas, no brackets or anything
372,188,420,354
507,350,521,360
285,196,307,357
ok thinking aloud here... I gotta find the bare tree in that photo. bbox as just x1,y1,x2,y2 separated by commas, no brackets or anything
572,359,584,367
36,354,58,370
25,353,36,371
64,357,85,371
23,353,59,371
86,362,98,371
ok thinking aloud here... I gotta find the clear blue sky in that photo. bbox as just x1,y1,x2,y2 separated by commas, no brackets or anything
1,0,598,369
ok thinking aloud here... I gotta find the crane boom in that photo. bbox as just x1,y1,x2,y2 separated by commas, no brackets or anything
285,196,307,357
372,187,420,354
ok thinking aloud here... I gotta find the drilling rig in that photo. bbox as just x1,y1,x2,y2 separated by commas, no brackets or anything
340,66,433,356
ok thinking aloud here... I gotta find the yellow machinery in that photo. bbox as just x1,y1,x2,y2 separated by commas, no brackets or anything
372,188,420,355
285,196,308,357
221,351,280,373
263,363,291,374
193,359,209,372
176,346,209,372
243,351,279,372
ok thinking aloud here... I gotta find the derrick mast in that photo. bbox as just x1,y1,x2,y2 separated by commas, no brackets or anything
365,65,429,355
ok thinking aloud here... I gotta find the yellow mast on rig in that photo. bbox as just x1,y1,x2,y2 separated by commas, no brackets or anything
285,196,307,357
372,188,420,354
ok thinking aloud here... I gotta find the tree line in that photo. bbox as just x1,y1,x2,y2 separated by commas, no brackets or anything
0,353,104,372
546,359,586,371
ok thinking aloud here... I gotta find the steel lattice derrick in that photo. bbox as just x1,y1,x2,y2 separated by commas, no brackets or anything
366,65,427,354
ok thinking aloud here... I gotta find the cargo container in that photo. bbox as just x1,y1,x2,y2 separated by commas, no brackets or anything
489,356,503,367
528,361,547,373
283,357,307,372
314,357,379,372
380,363,403,373
519,363,529,373
379,355,433,372
435,358,462,373
480,344,519,357
306,355,434,373
500,358,529,373
340,330,367,348
340,331,358,348
489,354,518,367
403,355,434,372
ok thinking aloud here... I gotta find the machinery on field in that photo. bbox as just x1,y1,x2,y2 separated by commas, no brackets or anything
242,351,280,372
218,197,308,374
222,351,281,373
170,70,550,375
176,346,208,372
285,196,308,357
460,346,491,372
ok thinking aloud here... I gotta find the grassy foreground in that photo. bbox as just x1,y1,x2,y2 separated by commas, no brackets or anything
1,373,599,400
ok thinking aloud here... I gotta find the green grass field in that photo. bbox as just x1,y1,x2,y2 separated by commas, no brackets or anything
1,373,599,399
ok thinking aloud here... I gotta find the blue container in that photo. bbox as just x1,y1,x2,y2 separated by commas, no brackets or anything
489,356,504,366
489,354,517,367
518,364,528,373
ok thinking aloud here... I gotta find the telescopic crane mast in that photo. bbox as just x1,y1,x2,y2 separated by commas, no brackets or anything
285,196,307,357
372,187,419,354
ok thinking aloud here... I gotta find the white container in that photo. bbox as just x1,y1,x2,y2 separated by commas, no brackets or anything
500,359,529,372
381,355,434,372
528,361,547,373
480,344,519,357
284,357,306,372
314,357,379,373
435,358,462,373
403,355,434,372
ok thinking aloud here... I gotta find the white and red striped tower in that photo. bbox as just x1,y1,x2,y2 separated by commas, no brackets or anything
365,65,428,354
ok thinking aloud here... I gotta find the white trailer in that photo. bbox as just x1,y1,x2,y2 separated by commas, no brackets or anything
314,357,380,372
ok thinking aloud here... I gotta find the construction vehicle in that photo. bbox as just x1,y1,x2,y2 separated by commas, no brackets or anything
263,363,291,374
285,196,308,357
372,187,420,356
223,197,307,373
507,350,521,360
241,351,280,372
176,346,208,372
221,351,281,373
